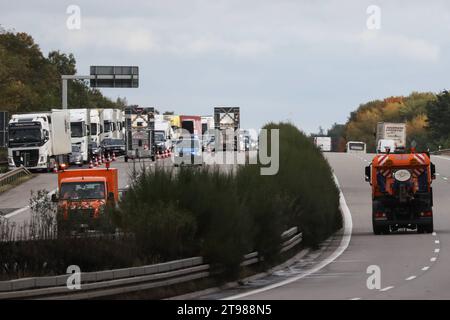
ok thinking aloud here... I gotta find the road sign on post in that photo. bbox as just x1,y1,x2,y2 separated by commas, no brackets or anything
0,111,9,148
90,66,139,88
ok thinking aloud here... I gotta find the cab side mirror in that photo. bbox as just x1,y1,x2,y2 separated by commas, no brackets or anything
51,193,58,202
108,192,115,201
365,165,371,183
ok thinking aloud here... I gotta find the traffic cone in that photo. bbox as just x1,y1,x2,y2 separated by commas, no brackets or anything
157,151,161,160
89,160,93,168
95,157,99,167
53,165,58,173
112,152,116,161
107,153,111,162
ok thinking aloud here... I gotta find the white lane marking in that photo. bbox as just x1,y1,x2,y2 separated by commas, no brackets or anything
222,174,353,300
435,240,440,244
380,286,394,292
405,276,416,281
435,173,440,176
4,206,30,219
350,297,361,300
4,189,57,219
422,266,430,271
430,257,437,262
432,232,437,236
443,177,448,181
435,248,440,253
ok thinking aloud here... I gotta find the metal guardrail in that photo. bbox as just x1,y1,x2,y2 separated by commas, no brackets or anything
0,166,31,188
0,227,302,299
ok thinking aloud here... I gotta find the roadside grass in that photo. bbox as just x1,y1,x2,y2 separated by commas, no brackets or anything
0,122,342,282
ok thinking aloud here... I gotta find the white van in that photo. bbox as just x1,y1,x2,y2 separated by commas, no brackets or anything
377,139,396,153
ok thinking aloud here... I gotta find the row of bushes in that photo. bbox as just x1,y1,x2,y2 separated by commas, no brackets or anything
113,122,342,277
0,123,342,280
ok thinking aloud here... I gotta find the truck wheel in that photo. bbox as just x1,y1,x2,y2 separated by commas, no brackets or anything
418,221,434,234
124,156,128,163
372,200,389,235
373,224,389,235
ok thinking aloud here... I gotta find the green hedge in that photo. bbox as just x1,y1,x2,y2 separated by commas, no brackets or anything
116,122,342,277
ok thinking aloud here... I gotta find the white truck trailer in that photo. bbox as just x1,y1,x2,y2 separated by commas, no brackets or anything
376,122,406,152
69,108,91,163
7,109,71,170
314,136,332,152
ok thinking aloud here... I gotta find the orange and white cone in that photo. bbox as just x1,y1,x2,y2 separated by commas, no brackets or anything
89,160,93,168
112,152,116,161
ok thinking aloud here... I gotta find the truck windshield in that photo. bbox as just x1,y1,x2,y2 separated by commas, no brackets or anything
8,127,42,144
154,131,165,142
104,121,112,133
70,122,84,138
60,182,106,200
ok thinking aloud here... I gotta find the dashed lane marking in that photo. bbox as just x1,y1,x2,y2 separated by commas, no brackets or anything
380,286,394,292
222,174,353,300
422,266,430,271
430,257,437,262
405,276,416,281
435,248,440,253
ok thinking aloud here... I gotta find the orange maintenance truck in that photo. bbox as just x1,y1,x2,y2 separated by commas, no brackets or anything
52,164,118,233
365,150,436,234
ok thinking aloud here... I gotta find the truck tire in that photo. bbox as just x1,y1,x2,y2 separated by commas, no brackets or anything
124,156,128,163
417,220,434,233
372,200,390,235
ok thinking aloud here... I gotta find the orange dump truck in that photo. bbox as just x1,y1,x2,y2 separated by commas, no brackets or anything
52,165,118,232
365,151,436,234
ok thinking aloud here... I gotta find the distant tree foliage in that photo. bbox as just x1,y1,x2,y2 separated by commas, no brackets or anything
0,29,123,113
426,90,450,149
343,92,437,152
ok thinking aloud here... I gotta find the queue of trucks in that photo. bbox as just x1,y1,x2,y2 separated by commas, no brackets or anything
7,108,125,170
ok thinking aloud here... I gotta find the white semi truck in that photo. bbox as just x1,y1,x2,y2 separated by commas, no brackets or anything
90,108,104,144
69,109,91,163
154,115,173,152
103,109,115,140
7,110,71,171
376,122,406,152
314,136,332,152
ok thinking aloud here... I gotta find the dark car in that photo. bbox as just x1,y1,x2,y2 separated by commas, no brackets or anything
101,138,126,156
88,141,103,158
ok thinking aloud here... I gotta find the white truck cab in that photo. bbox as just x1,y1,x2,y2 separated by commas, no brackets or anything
69,109,90,163
8,110,71,170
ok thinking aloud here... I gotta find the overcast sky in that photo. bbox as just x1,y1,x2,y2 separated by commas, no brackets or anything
2,0,450,133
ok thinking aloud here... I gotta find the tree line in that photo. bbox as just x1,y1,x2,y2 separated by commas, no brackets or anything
324,90,450,152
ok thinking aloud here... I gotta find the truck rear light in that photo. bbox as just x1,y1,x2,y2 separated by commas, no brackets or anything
420,211,433,217
374,212,387,220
